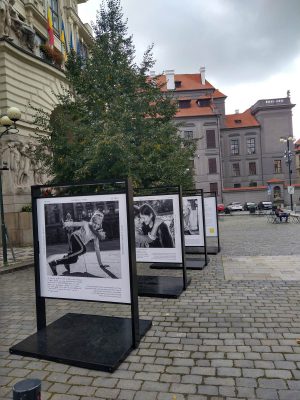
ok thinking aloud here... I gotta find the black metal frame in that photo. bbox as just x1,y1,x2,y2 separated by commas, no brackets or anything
204,191,221,253
10,179,151,371
134,185,188,296
182,188,208,268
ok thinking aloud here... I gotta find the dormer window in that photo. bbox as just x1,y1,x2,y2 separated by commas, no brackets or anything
197,99,210,107
178,100,191,108
175,81,182,88
234,119,242,124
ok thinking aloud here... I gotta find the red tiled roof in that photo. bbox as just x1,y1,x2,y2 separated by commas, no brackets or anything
175,102,215,118
224,109,260,129
267,178,284,183
156,73,226,97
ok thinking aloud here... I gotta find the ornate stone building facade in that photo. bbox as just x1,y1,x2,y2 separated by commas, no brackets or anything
0,0,92,244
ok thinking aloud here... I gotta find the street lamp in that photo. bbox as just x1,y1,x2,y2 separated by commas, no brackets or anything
280,136,296,211
0,107,21,264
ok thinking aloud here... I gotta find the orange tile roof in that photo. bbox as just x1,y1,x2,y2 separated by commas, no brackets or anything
267,178,284,183
224,109,260,129
156,73,226,97
175,104,215,118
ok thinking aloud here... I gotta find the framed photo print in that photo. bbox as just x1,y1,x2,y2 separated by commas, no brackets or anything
37,193,131,303
204,196,218,237
134,194,183,263
182,195,204,247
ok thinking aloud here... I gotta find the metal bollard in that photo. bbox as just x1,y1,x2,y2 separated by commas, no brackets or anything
13,379,41,400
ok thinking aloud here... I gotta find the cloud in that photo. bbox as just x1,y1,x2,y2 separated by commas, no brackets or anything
78,0,300,137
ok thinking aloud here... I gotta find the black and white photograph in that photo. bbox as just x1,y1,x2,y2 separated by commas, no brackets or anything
204,196,218,237
183,196,204,247
37,194,131,303
134,195,183,263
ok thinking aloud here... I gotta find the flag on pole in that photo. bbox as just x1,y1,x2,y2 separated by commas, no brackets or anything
70,30,74,51
47,6,54,47
60,20,67,60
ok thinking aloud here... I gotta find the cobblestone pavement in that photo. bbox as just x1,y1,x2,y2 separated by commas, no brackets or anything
0,247,34,272
1,215,300,399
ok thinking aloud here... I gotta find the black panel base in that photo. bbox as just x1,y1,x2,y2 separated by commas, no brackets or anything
9,313,152,372
185,246,219,255
186,258,207,270
138,275,191,298
150,258,209,270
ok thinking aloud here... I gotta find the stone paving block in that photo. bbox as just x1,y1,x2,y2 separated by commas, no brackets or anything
237,386,255,398
265,369,293,379
256,388,279,399
49,383,71,393
197,385,219,396
92,377,118,387
169,383,197,394
134,391,158,400
258,378,287,389
278,390,300,400
94,387,120,399
117,389,136,400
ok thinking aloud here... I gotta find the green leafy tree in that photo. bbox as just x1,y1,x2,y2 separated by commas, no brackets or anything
34,0,195,188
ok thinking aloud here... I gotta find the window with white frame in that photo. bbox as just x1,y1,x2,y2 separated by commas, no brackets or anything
232,162,240,176
231,139,239,155
247,138,256,154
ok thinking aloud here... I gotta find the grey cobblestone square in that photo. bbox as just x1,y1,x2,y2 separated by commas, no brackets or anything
1,215,300,399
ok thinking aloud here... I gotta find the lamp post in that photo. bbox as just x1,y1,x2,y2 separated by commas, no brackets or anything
0,107,21,264
280,136,296,211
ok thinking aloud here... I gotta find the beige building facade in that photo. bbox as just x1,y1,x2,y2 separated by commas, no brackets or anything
0,0,92,244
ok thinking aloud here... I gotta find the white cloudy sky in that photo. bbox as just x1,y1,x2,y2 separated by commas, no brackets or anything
78,0,300,139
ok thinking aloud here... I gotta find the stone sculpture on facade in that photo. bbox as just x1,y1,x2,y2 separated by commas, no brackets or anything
0,0,11,37
0,0,36,51
1,141,46,192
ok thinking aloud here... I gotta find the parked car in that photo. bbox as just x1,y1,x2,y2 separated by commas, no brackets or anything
226,202,243,211
217,203,225,213
257,201,273,210
243,202,257,211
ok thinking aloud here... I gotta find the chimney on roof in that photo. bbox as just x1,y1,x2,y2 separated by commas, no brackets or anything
165,70,175,90
150,71,156,78
235,109,239,114
200,66,205,85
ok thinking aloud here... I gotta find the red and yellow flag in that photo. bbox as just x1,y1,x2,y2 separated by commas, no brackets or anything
47,6,54,47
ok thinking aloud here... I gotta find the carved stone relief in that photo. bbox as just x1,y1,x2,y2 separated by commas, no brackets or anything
0,140,47,193
1,0,36,52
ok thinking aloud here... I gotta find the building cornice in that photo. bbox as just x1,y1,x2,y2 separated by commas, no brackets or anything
0,38,67,81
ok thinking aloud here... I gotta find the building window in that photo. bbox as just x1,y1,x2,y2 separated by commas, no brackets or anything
234,183,241,188
274,160,282,174
247,138,256,154
197,99,210,107
50,0,59,30
231,139,239,155
183,131,193,140
206,130,216,148
232,163,240,177
210,182,218,195
249,181,257,187
175,81,181,88
208,158,217,174
178,100,191,108
249,162,257,175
